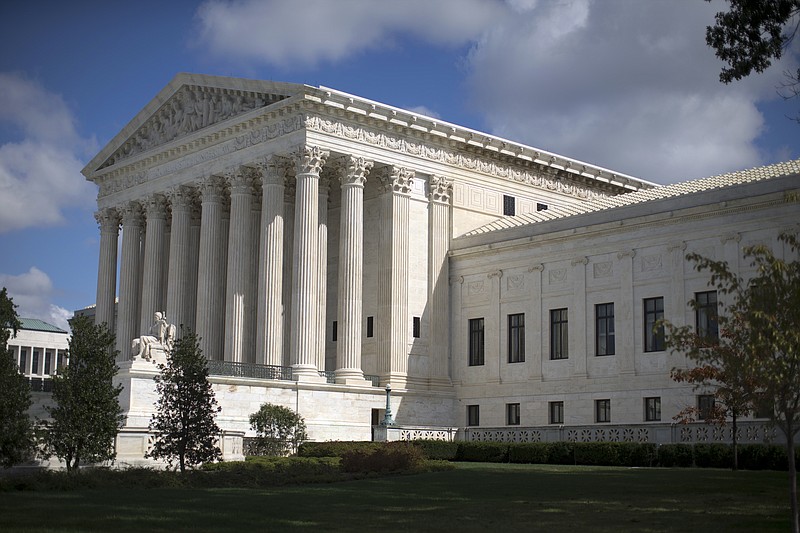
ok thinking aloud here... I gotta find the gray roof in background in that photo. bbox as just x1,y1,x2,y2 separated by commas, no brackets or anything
17,318,68,334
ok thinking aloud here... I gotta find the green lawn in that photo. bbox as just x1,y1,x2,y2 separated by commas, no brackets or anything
0,463,792,532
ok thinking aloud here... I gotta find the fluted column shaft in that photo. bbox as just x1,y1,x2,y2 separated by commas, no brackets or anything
196,176,228,360
377,167,414,382
255,159,286,366
166,187,195,332
117,202,144,360
428,176,452,382
336,157,373,382
290,146,328,378
316,175,331,372
224,168,254,363
246,181,261,363
140,195,168,334
94,208,120,330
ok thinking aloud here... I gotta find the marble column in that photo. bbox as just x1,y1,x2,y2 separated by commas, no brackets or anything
186,204,202,333
224,167,255,363
316,171,333,373
427,175,452,385
140,195,168,334
376,166,414,383
255,157,286,366
94,208,120,330
282,176,296,368
247,179,262,364
117,202,144,360
166,186,195,333
290,145,328,380
196,176,228,361
335,156,373,384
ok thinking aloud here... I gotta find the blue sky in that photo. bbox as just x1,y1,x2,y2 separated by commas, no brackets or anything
1,0,798,330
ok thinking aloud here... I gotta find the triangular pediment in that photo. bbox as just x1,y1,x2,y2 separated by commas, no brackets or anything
83,73,307,178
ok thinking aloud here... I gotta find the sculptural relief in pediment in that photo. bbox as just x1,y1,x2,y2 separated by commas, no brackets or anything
101,86,288,169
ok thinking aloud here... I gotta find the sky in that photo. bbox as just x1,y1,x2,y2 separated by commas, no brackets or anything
0,0,798,331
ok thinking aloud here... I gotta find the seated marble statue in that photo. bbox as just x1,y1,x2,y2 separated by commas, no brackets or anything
132,312,175,362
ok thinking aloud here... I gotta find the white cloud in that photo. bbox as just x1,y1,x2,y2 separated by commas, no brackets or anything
0,267,72,331
463,0,796,182
194,0,503,67
0,73,96,233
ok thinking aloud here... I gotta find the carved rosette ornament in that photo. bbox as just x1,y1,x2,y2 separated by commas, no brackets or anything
428,175,453,204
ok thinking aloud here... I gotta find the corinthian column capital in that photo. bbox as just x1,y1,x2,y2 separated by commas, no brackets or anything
226,167,256,195
428,175,453,204
119,201,144,227
167,185,197,213
340,155,373,187
199,175,228,203
144,194,168,219
378,166,414,194
94,208,120,232
295,145,329,176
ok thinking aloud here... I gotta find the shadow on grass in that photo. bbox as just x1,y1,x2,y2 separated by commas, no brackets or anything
0,463,791,532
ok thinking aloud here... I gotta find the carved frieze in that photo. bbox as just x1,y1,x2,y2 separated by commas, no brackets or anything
641,254,662,272
593,261,613,278
548,268,567,284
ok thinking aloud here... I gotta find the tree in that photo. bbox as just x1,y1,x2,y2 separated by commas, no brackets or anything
664,232,800,532
146,330,222,472
43,315,123,472
0,288,34,467
706,0,800,121
249,403,308,456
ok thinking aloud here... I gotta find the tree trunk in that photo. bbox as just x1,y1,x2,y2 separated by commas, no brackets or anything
787,424,798,533
732,413,738,471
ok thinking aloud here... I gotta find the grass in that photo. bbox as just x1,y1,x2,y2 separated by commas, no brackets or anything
0,462,792,532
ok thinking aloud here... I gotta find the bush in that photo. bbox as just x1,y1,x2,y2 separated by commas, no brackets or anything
457,442,509,463
340,443,425,474
616,443,658,467
573,442,620,466
249,403,308,456
548,442,576,465
508,443,550,464
298,441,382,458
692,443,733,469
410,440,460,461
737,445,788,471
657,444,694,467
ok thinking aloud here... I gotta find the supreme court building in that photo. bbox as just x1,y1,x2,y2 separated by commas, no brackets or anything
82,74,799,462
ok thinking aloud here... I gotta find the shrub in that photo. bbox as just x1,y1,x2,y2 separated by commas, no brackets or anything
508,443,550,464
340,442,425,474
692,443,733,469
737,444,788,471
298,441,382,458
573,442,620,466
411,440,460,461
548,442,575,465
249,403,308,456
657,444,694,467
616,443,658,467
457,442,509,463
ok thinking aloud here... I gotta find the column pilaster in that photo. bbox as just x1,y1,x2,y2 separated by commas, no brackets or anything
317,169,334,372
117,202,144,360
335,156,373,384
140,194,168,334
376,166,414,385
166,186,196,333
617,250,636,375
427,175,452,386
290,145,328,380
571,256,588,378
196,175,229,360
224,167,255,363
94,208,120,331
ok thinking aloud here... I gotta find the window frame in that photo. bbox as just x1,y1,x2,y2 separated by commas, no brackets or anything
549,401,564,424
595,399,611,423
503,194,516,216
595,303,616,356
468,318,485,366
644,397,661,422
550,308,569,360
507,313,525,363
412,316,421,338
366,316,374,338
506,403,521,426
695,291,719,340
697,394,716,420
467,405,480,426
644,297,665,352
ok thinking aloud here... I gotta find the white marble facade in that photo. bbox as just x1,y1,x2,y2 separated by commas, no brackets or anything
83,74,799,460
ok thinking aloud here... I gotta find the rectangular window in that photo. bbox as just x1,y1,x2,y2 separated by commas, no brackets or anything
697,394,715,420
19,348,26,374
32,350,39,375
695,291,719,340
332,321,338,342
549,401,564,424
595,399,611,423
644,397,661,421
413,316,421,338
596,303,615,356
366,316,374,338
550,308,569,360
467,405,480,426
536,203,548,212
506,403,521,426
644,297,665,352
503,194,516,216
507,313,525,363
44,351,52,375
468,318,485,366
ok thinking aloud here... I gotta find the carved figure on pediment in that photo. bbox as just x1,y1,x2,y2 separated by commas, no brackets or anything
180,92,197,133
132,312,176,364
